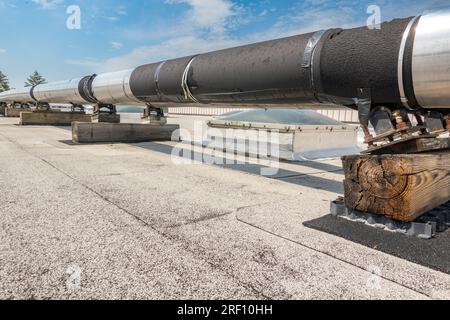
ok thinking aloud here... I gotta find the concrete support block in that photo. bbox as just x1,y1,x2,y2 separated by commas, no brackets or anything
20,111,92,126
72,122,180,144
91,113,121,123
5,108,32,117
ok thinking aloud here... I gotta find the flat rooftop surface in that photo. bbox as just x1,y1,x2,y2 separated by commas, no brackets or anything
0,115,449,300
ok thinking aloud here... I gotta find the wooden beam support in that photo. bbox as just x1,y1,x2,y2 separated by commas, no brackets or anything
342,152,450,222
72,122,180,144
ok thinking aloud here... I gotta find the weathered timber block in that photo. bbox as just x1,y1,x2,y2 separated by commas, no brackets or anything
20,111,92,126
141,116,168,125
72,122,180,144
91,113,121,123
342,153,450,222
5,108,32,117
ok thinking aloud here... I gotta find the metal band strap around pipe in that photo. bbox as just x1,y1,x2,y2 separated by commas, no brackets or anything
398,15,420,108
310,29,346,105
122,71,141,103
181,56,200,104
302,30,327,104
302,30,327,68
80,74,98,103
30,85,38,102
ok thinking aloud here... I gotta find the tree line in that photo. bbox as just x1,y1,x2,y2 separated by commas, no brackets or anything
0,70,47,93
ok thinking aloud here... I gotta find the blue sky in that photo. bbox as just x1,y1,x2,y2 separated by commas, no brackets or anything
0,0,448,88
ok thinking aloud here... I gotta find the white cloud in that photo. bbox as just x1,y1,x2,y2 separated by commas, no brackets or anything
116,6,127,16
103,16,118,22
111,42,124,50
165,0,241,33
65,57,99,70
0,48,6,54
31,0,64,10
68,0,247,72
67,36,240,72
259,9,268,17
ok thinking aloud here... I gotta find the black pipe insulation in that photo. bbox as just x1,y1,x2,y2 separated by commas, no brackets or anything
1,10,449,112
126,17,417,109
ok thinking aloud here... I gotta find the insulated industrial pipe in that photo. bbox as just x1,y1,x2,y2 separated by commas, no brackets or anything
1,10,450,114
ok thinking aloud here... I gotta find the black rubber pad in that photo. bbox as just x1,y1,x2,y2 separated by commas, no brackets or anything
303,215,450,274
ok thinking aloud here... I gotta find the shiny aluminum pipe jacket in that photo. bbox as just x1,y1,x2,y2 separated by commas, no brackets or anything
91,69,142,105
31,78,88,105
1,9,450,111
0,87,34,104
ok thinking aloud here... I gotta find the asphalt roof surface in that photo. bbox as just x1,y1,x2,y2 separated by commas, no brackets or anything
0,115,448,299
